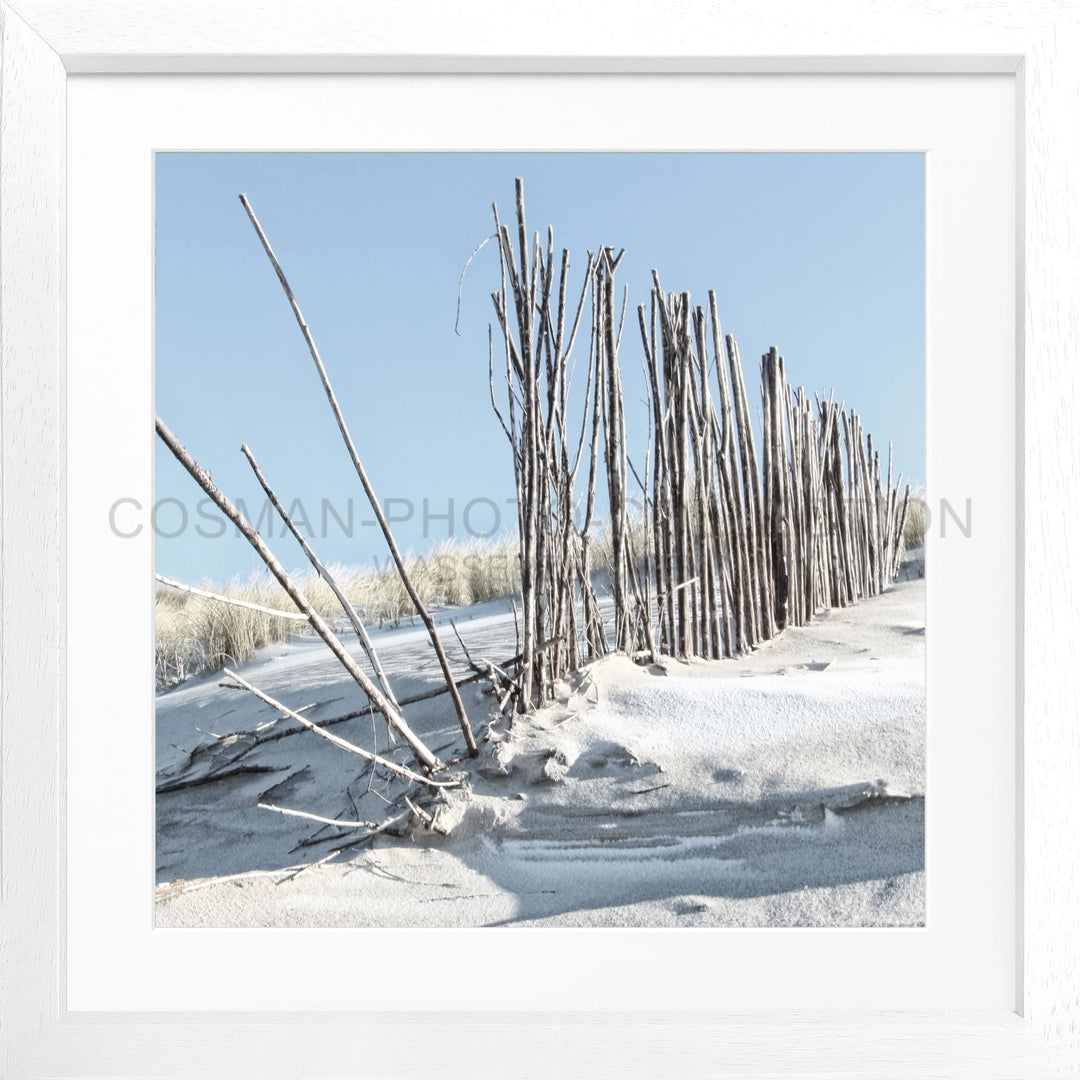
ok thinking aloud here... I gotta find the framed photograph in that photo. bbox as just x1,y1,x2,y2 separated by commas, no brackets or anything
3,2,1077,1076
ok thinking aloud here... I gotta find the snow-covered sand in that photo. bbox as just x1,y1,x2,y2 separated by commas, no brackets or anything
156,577,925,927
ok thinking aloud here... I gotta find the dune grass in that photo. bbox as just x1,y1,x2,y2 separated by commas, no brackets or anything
156,537,521,688
155,513,661,690
903,491,927,550
155,582,301,689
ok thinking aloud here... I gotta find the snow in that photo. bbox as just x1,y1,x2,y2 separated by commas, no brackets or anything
156,578,925,928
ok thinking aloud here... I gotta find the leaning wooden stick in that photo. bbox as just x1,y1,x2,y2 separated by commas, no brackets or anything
223,667,459,791
155,414,441,773
240,442,402,723
257,802,382,830
238,193,477,758
155,574,309,620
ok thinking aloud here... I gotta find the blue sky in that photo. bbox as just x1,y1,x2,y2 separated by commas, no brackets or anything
155,152,925,586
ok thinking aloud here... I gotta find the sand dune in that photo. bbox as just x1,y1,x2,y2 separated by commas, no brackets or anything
156,578,925,927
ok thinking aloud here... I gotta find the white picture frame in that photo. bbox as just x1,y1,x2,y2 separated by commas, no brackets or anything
2,2,1076,1076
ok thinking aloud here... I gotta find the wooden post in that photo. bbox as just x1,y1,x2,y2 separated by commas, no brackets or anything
241,442,403,717
640,303,671,655
894,484,912,578
155,415,443,773
727,334,770,641
708,294,753,651
238,193,476,758
600,253,630,652
763,349,790,630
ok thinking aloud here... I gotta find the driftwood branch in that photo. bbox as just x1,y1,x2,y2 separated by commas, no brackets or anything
156,763,287,795
155,574,309,620
222,655,520,731
223,667,460,791
257,801,382,830
403,795,450,835
455,233,497,335
238,193,477,758
449,619,484,673
240,441,403,727
155,414,442,773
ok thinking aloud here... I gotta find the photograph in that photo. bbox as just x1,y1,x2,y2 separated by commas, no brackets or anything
152,151,926,928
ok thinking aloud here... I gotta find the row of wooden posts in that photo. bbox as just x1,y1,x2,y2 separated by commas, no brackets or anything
491,179,911,710
639,306,910,664
158,180,911,784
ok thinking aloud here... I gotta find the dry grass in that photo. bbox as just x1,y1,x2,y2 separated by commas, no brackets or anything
903,491,927,550
155,537,522,689
588,511,649,574
156,517,651,689
155,583,299,689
